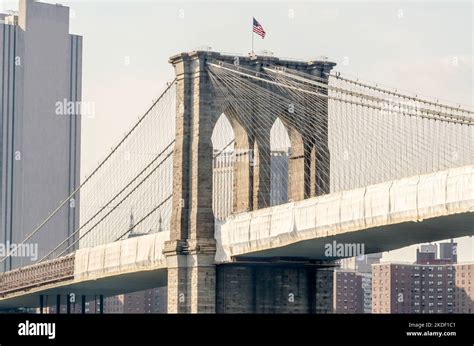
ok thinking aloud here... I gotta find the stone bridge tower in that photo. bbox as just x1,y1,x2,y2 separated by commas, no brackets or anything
164,51,336,313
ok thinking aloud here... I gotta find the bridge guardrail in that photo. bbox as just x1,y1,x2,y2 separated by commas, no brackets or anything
0,254,75,296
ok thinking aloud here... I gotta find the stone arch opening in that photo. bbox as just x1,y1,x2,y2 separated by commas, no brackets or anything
270,117,291,206
211,112,235,220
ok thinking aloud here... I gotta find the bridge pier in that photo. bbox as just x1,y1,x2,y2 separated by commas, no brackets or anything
39,295,44,314
252,126,272,209
99,295,104,314
232,118,253,213
165,51,219,313
287,128,311,201
230,106,273,211
166,248,216,313
56,295,61,314
66,295,71,314
216,262,334,313
81,295,86,314
286,118,331,201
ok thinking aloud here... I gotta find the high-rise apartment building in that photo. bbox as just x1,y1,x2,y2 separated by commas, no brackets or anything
104,287,167,314
372,242,472,314
0,0,82,270
334,254,382,313
455,264,474,313
333,271,364,313
439,241,458,263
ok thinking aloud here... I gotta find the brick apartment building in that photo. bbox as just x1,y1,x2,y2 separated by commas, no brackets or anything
372,242,473,313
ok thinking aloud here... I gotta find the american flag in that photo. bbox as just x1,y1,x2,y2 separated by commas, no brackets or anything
253,17,266,38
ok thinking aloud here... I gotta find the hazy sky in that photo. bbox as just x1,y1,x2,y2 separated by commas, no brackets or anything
2,0,473,262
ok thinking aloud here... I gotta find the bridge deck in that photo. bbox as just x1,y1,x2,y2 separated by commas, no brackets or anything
0,232,169,308
1,165,473,308
216,165,474,260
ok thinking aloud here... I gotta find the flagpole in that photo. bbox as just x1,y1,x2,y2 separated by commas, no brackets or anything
252,32,254,54
251,18,254,54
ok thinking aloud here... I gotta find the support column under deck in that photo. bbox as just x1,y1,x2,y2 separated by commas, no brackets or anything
216,262,335,314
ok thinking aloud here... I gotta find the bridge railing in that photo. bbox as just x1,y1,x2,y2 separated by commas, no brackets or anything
0,254,75,296
0,230,171,298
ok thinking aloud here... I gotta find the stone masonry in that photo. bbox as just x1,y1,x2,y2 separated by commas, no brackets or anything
164,51,336,313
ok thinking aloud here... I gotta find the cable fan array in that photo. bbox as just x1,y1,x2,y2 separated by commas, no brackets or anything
208,61,473,218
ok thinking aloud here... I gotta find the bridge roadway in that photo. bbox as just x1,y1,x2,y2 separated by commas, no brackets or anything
0,165,473,309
